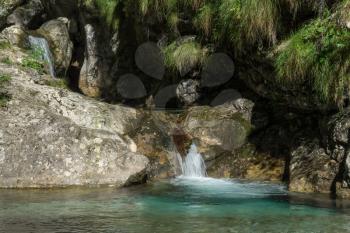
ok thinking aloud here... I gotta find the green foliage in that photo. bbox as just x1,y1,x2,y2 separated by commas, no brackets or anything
275,17,350,104
0,41,11,50
22,57,45,74
0,74,11,85
21,47,45,74
81,0,121,29
163,40,208,75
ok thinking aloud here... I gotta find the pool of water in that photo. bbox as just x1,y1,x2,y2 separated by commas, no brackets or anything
1,177,350,233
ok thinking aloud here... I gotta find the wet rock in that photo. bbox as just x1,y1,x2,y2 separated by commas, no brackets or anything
176,79,200,105
289,141,339,194
0,62,148,188
131,112,180,179
37,17,73,76
7,0,44,28
207,144,285,181
183,100,253,161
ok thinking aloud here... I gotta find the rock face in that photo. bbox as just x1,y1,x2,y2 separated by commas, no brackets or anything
327,108,350,197
207,144,285,181
0,61,149,188
0,0,24,29
183,100,254,161
79,24,108,98
289,141,339,194
7,0,44,28
38,17,73,76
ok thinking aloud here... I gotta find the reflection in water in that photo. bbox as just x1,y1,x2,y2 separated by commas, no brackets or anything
1,178,350,233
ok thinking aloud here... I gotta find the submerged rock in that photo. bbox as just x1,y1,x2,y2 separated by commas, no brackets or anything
0,62,148,188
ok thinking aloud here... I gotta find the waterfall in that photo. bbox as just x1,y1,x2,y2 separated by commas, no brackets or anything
181,144,207,177
28,35,55,78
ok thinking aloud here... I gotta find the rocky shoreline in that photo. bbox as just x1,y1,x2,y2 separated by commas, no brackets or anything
0,0,350,199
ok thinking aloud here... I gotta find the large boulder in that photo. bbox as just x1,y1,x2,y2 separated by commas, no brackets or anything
79,24,109,98
289,141,339,194
183,99,254,160
37,17,73,76
0,0,24,29
0,61,149,188
7,0,44,28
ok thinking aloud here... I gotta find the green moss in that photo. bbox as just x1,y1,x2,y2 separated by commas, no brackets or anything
0,41,11,50
21,47,46,74
21,57,45,74
275,14,350,104
0,74,11,85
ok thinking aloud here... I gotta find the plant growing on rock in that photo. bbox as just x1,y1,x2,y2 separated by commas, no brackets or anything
0,74,11,107
21,46,45,74
275,7,350,105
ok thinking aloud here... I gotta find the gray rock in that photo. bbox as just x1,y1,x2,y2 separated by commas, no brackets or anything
79,24,108,98
176,79,200,105
37,17,73,76
0,24,28,47
183,101,253,161
0,63,149,188
7,0,43,27
289,141,339,194
0,0,24,28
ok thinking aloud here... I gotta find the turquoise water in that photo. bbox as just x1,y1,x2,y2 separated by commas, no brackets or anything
1,177,350,233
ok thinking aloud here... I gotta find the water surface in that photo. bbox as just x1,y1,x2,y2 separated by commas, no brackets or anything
1,178,350,233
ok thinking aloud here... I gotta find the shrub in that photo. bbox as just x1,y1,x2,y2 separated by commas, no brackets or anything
163,40,208,76
275,15,350,104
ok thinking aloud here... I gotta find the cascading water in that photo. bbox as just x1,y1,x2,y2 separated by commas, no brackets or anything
28,35,55,78
181,144,207,177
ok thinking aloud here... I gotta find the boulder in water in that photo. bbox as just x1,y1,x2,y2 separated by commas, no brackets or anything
289,141,339,194
183,100,253,161
0,58,149,188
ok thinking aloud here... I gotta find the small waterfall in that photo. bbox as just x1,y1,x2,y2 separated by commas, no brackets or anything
181,144,207,177
28,35,55,77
